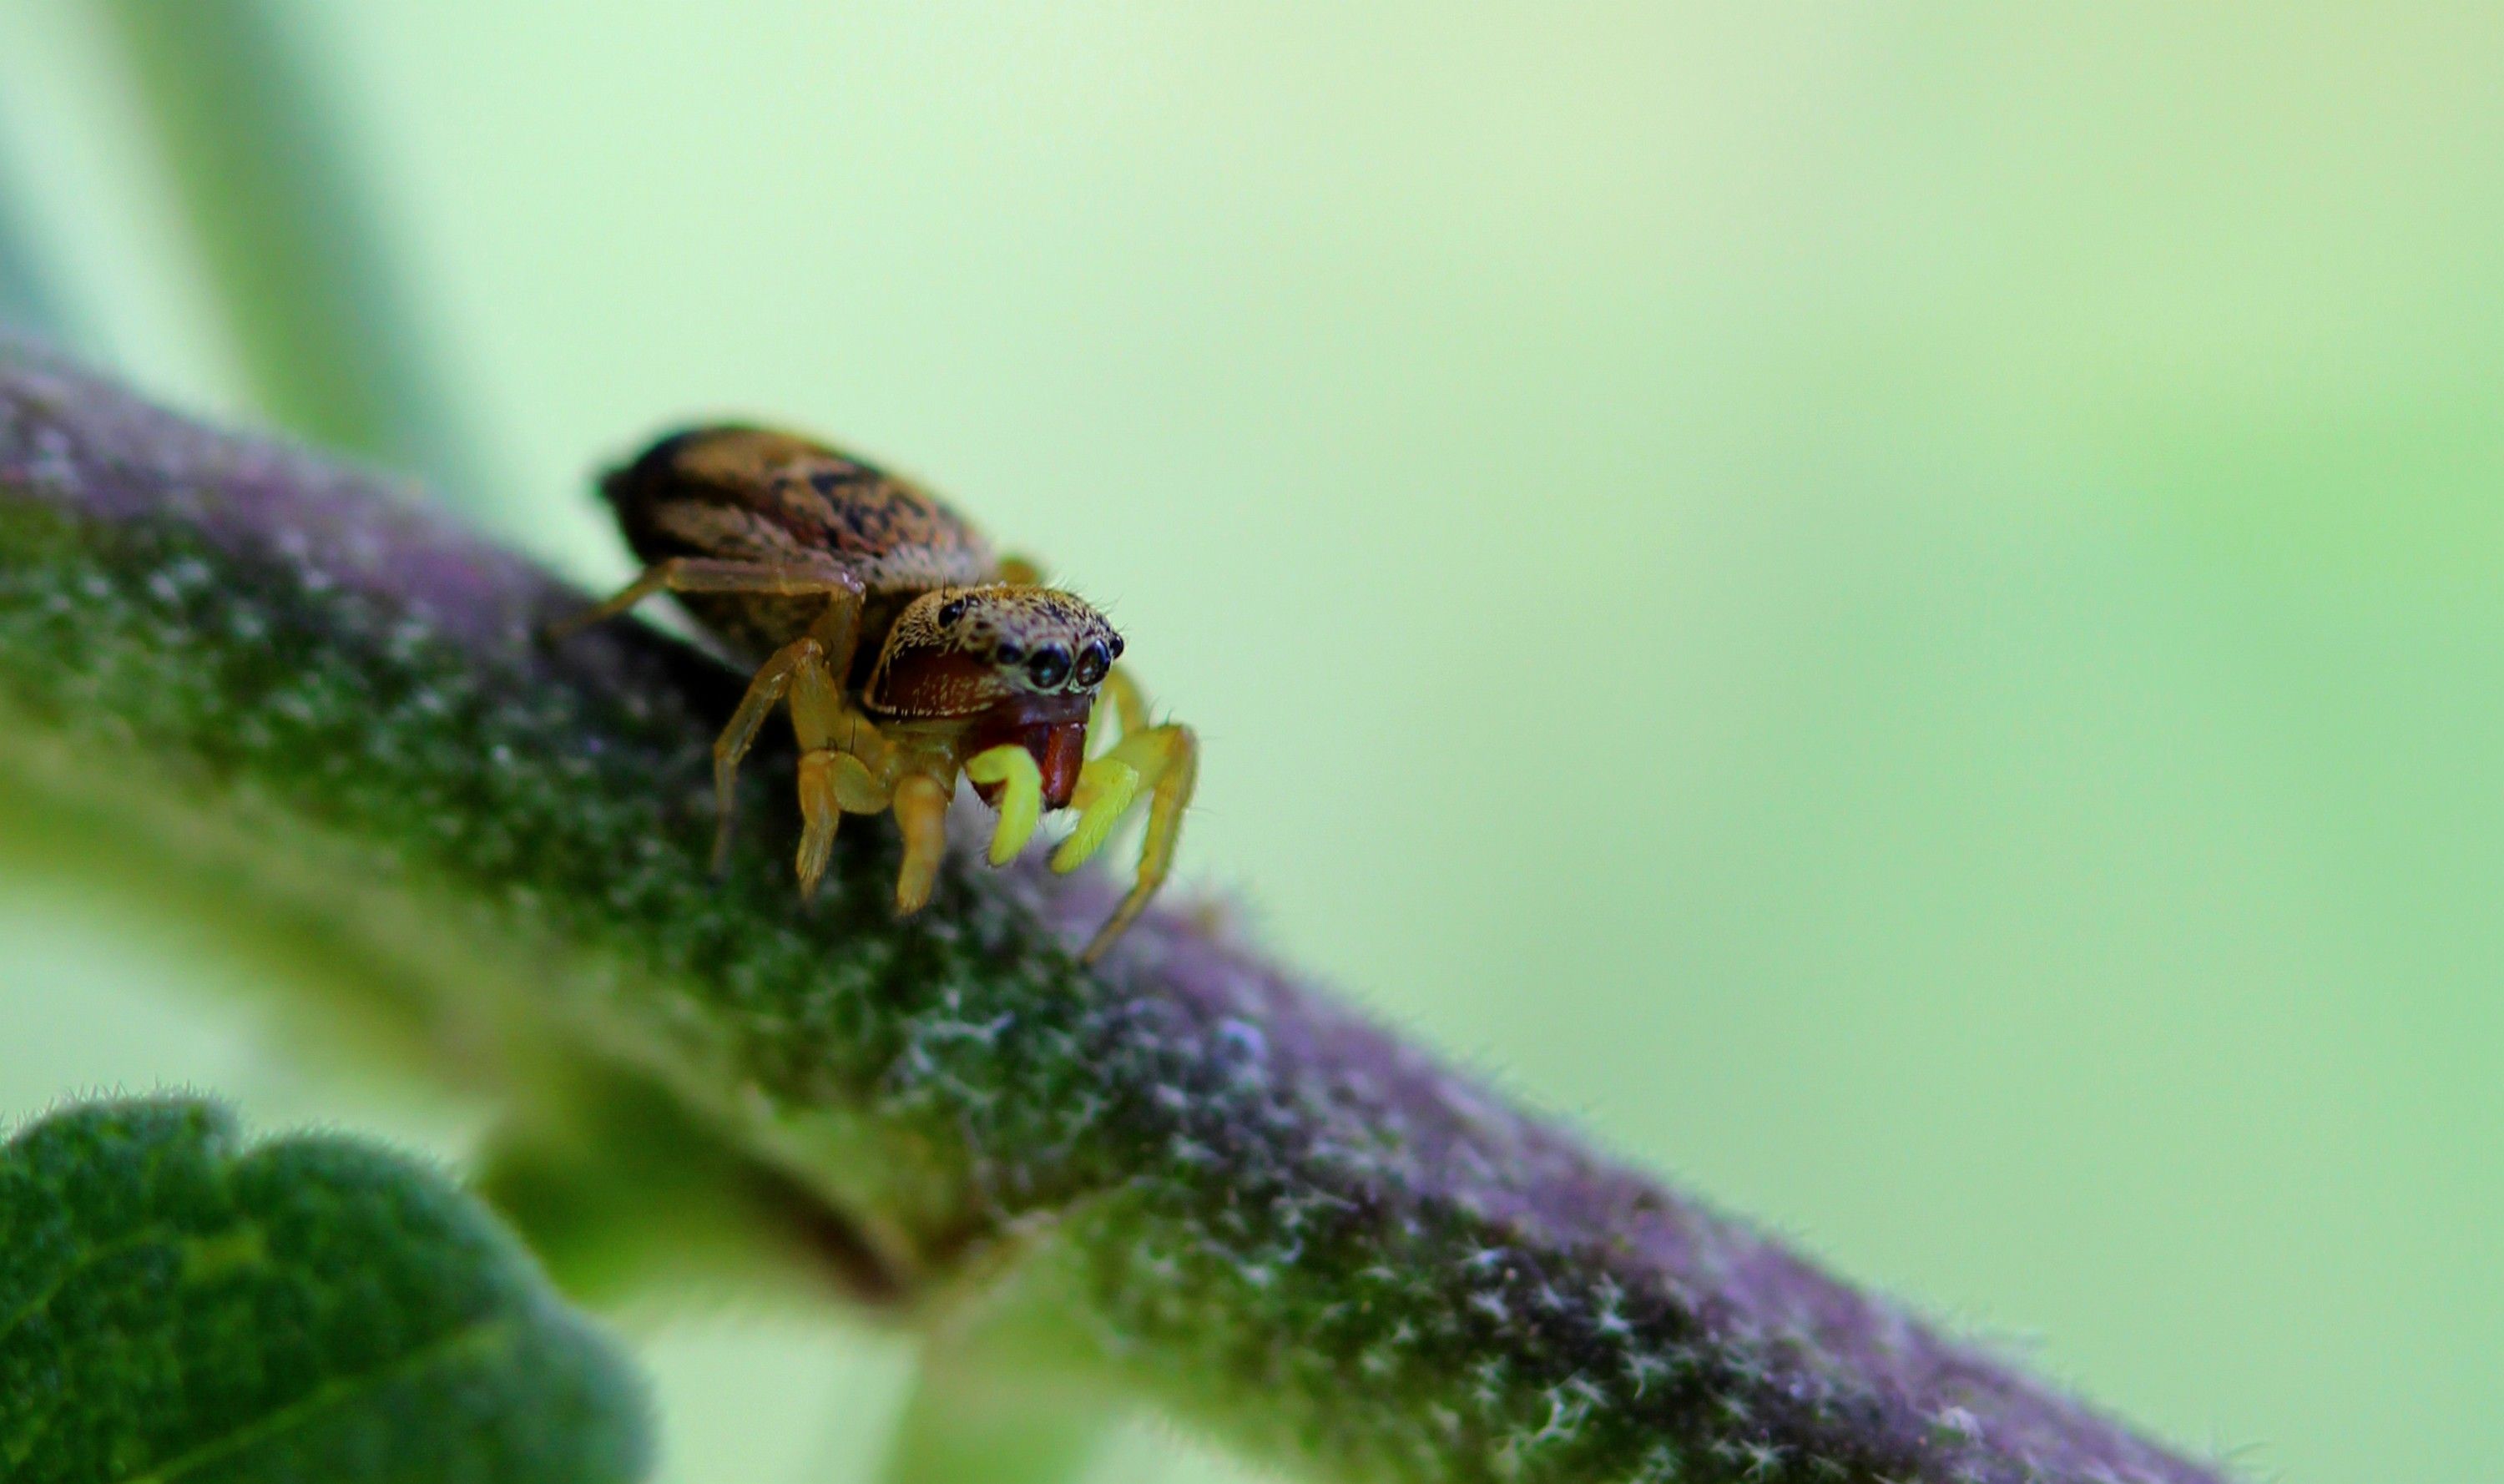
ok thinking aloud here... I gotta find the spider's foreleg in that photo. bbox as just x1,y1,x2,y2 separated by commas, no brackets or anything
1050,669,1195,962
1093,665,1153,741
1053,665,1164,871
957,659,1146,872
1045,664,1159,876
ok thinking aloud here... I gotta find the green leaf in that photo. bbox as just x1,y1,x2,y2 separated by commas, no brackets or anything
0,1097,652,1484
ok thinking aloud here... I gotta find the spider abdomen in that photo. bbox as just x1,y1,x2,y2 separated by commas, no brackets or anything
600,424,997,664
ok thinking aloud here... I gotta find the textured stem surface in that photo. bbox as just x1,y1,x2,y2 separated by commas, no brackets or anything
0,341,2229,1484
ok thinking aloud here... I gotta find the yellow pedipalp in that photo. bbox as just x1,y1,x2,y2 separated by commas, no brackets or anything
964,744,1044,866
1052,755,1143,872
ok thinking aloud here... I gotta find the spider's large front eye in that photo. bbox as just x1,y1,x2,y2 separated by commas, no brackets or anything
1026,644,1072,689
1072,640,1111,689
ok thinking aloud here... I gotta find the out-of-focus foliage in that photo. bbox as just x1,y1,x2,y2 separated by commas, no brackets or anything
0,158,60,338
94,0,482,500
0,1096,650,1484
876,1325,1118,1484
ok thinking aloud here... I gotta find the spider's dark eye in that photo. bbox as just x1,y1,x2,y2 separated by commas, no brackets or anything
936,595,970,626
1026,644,1072,689
994,641,1025,665
1107,633,1125,660
1072,640,1111,689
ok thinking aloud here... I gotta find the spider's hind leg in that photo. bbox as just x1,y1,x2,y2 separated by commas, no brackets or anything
544,556,861,643
551,558,876,884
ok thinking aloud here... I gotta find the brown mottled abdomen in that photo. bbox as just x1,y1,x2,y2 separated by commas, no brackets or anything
600,425,998,664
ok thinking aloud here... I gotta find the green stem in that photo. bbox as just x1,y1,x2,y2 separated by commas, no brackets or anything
0,341,2231,1484
877,1306,1122,1484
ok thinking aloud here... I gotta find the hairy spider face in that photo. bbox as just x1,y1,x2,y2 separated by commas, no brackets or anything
864,585,1123,807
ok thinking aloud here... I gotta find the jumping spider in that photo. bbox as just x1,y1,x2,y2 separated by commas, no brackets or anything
551,426,1196,962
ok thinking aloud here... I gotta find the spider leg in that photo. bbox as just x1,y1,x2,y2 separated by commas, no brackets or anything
545,556,862,641
1052,754,1142,871
789,696,891,897
1073,722,1195,962
713,645,802,872
891,771,955,914
719,629,883,890
1092,664,1153,743
563,559,872,882
1048,664,1158,866
794,745,887,896
1049,667,1195,962
785,599,888,896
1055,664,1160,866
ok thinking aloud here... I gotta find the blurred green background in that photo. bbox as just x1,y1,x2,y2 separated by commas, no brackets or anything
2,3,2496,1480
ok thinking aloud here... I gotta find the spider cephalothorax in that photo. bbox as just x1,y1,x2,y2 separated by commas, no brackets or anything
550,426,1193,962
866,585,1126,810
